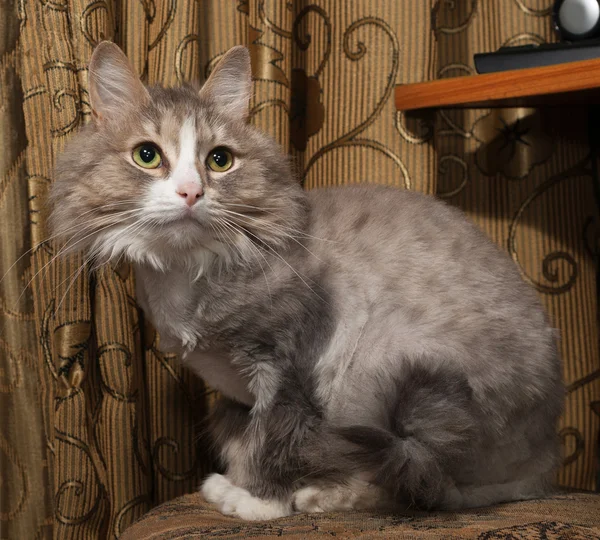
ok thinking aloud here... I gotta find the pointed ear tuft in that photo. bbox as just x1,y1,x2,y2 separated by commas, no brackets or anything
88,41,149,122
200,46,252,119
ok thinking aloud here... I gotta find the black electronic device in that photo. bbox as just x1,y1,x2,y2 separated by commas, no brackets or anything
474,39,600,73
473,0,600,74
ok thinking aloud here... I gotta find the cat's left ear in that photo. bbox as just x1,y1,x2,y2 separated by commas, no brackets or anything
88,41,150,122
200,46,252,120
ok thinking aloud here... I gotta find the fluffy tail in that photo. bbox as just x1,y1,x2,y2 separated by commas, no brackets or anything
337,363,477,509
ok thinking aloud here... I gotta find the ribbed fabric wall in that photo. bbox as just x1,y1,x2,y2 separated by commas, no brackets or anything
1,1,598,538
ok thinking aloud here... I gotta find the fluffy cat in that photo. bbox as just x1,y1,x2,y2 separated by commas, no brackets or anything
49,42,564,520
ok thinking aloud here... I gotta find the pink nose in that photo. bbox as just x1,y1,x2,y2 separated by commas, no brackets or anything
176,182,203,207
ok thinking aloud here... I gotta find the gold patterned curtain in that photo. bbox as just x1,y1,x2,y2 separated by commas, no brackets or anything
0,1,598,538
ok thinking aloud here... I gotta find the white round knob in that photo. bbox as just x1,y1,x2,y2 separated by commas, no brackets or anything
558,0,600,35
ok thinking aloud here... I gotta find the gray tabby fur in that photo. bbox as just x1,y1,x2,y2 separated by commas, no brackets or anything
49,42,563,520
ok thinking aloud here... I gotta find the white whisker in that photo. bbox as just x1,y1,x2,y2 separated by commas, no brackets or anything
0,208,141,288
220,217,327,304
215,217,274,310
212,218,248,268
54,251,98,314
221,203,340,244
14,210,143,307
218,208,324,263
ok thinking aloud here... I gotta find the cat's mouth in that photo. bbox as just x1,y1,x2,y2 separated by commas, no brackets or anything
150,203,207,226
168,211,207,229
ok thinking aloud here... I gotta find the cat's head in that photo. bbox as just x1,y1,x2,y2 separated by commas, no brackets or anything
50,42,305,275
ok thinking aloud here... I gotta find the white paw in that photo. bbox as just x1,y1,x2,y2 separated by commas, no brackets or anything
201,473,292,521
201,473,234,503
292,485,327,513
293,480,386,513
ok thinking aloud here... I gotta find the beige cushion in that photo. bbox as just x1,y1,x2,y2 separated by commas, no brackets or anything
122,492,600,539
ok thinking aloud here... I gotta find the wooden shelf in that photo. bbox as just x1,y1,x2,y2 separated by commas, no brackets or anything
395,57,600,111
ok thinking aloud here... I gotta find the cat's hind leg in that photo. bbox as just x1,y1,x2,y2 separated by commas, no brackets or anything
330,362,478,509
441,475,555,510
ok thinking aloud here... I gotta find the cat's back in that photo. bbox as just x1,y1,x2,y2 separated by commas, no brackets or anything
305,184,542,320
306,185,515,282
303,185,558,398
307,185,490,243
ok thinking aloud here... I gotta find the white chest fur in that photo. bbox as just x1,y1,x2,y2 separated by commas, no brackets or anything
185,349,255,406
135,264,199,351
135,264,255,406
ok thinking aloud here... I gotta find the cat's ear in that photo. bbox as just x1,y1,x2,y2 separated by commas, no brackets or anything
88,41,149,122
200,46,252,119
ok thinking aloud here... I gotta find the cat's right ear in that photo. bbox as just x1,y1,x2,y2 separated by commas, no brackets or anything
88,41,149,123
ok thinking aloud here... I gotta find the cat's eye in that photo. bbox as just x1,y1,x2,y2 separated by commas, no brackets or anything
132,144,162,169
206,147,233,173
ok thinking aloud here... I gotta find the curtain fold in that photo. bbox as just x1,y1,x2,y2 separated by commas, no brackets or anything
0,1,54,539
1,1,598,538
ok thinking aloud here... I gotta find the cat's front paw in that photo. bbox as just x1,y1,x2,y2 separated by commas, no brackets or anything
201,473,292,521
201,473,234,505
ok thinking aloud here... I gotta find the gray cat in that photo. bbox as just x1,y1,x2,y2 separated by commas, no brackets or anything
49,42,563,520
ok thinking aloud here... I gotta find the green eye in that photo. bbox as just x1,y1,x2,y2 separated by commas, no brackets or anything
132,144,162,169
207,147,233,172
